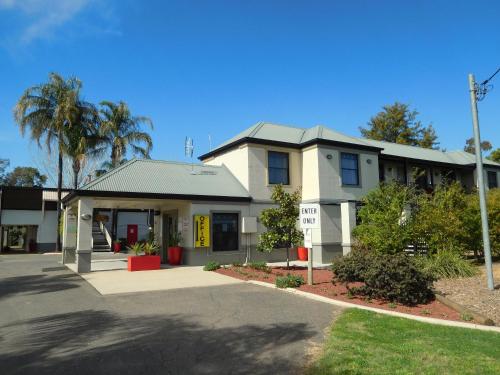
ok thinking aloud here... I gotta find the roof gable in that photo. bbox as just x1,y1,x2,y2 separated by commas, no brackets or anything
78,159,250,199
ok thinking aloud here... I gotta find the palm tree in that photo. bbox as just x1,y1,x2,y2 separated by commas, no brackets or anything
99,101,153,168
14,73,81,252
95,158,128,177
63,99,102,188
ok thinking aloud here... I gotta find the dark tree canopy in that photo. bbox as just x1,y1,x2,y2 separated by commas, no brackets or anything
4,166,47,187
464,137,493,154
360,102,439,149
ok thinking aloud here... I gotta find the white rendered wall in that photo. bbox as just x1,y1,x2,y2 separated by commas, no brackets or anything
204,145,250,191
1,209,58,244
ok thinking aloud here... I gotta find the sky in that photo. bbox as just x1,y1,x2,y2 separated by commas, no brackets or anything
0,0,499,180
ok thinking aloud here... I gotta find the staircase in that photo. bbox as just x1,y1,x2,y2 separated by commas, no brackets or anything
92,222,111,252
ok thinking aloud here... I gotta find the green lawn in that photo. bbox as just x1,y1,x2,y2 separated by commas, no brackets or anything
308,309,500,375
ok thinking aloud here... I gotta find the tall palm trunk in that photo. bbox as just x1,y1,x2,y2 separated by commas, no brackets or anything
56,141,63,252
72,158,80,189
111,145,120,168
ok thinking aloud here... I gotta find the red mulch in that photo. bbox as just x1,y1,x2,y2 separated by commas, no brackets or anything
216,266,464,323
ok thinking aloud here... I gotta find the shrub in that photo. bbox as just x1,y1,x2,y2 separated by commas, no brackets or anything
412,183,474,255
331,249,373,283
414,251,478,279
334,251,435,306
276,274,305,288
354,253,435,306
232,261,243,267
488,188,500,256
203,261,220,271
143,241,159,256
353,183,417,254
127,242,144,256
247,260,271,273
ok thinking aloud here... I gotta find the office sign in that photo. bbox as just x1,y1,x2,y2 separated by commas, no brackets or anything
194,215,210,247
299,203,321,229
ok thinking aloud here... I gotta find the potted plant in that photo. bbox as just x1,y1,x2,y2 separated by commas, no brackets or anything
167,232,183,265
296,239,308,261
127,241,161,271
113,239,122,253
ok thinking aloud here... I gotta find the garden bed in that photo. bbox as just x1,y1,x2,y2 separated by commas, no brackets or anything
216,265,465,322
434,262,500,325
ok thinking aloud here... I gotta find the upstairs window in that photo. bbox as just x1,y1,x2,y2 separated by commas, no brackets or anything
268,151,289,185
341,153,359,186
488,171,498,189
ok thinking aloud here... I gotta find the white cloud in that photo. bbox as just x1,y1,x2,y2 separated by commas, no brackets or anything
0,0,115,46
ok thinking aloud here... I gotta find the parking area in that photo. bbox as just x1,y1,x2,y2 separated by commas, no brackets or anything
0,253,341,375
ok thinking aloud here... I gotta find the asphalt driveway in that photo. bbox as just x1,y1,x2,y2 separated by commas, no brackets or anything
0,254,342,375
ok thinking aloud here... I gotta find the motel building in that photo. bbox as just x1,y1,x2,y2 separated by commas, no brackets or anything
9,122,500,273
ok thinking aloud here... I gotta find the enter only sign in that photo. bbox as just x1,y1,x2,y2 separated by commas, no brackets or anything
299,203,321,229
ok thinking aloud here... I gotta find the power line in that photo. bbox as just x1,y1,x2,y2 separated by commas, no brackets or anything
476,66,500,101
480,67,500,85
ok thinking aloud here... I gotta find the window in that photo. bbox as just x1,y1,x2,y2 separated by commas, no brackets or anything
341,153,359,186
378,162,385,182
268,151,289,185
488,171,498,189
212,213,239,251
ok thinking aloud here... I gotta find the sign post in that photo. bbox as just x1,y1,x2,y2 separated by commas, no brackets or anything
299,203,321,285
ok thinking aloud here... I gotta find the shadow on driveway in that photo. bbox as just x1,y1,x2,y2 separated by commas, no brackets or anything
0,273,81,300
1,309,316,375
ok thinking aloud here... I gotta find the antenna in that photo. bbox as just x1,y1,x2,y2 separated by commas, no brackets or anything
184,137,196,174
208,134,212,151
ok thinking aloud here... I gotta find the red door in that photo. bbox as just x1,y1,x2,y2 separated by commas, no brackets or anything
127,224,138,245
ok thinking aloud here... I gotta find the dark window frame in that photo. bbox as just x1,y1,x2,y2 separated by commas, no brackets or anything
340,152,360,186
268,151,290,185
211,212,240,252
487,171,498,189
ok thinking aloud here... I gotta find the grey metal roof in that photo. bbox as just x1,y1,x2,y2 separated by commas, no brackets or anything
199,122,381,160
302,125,375,148
202,122,500,168
364,139,500,167
80,159,250,198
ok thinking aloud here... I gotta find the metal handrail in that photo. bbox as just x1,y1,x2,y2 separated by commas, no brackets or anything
99,221,112,247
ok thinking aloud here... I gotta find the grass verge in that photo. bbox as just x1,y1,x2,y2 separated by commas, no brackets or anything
307,309,500,375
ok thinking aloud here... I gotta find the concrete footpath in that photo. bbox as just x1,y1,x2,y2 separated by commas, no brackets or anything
66,263,244,295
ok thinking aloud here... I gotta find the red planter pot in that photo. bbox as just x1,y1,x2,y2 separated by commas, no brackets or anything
113,242,122,253
128,255,161,271
168,246,183,265
297,247,308,261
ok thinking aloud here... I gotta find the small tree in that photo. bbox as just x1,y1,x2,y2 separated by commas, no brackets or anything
487,148,500,163
257,185,303,268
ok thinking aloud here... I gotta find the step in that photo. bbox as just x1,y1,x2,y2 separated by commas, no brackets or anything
93,246,111,250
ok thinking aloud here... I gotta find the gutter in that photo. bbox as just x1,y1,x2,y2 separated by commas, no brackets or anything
198,137,383,161
62,189,253,204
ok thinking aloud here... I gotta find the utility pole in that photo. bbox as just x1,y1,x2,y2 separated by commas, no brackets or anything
468,73,494,291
